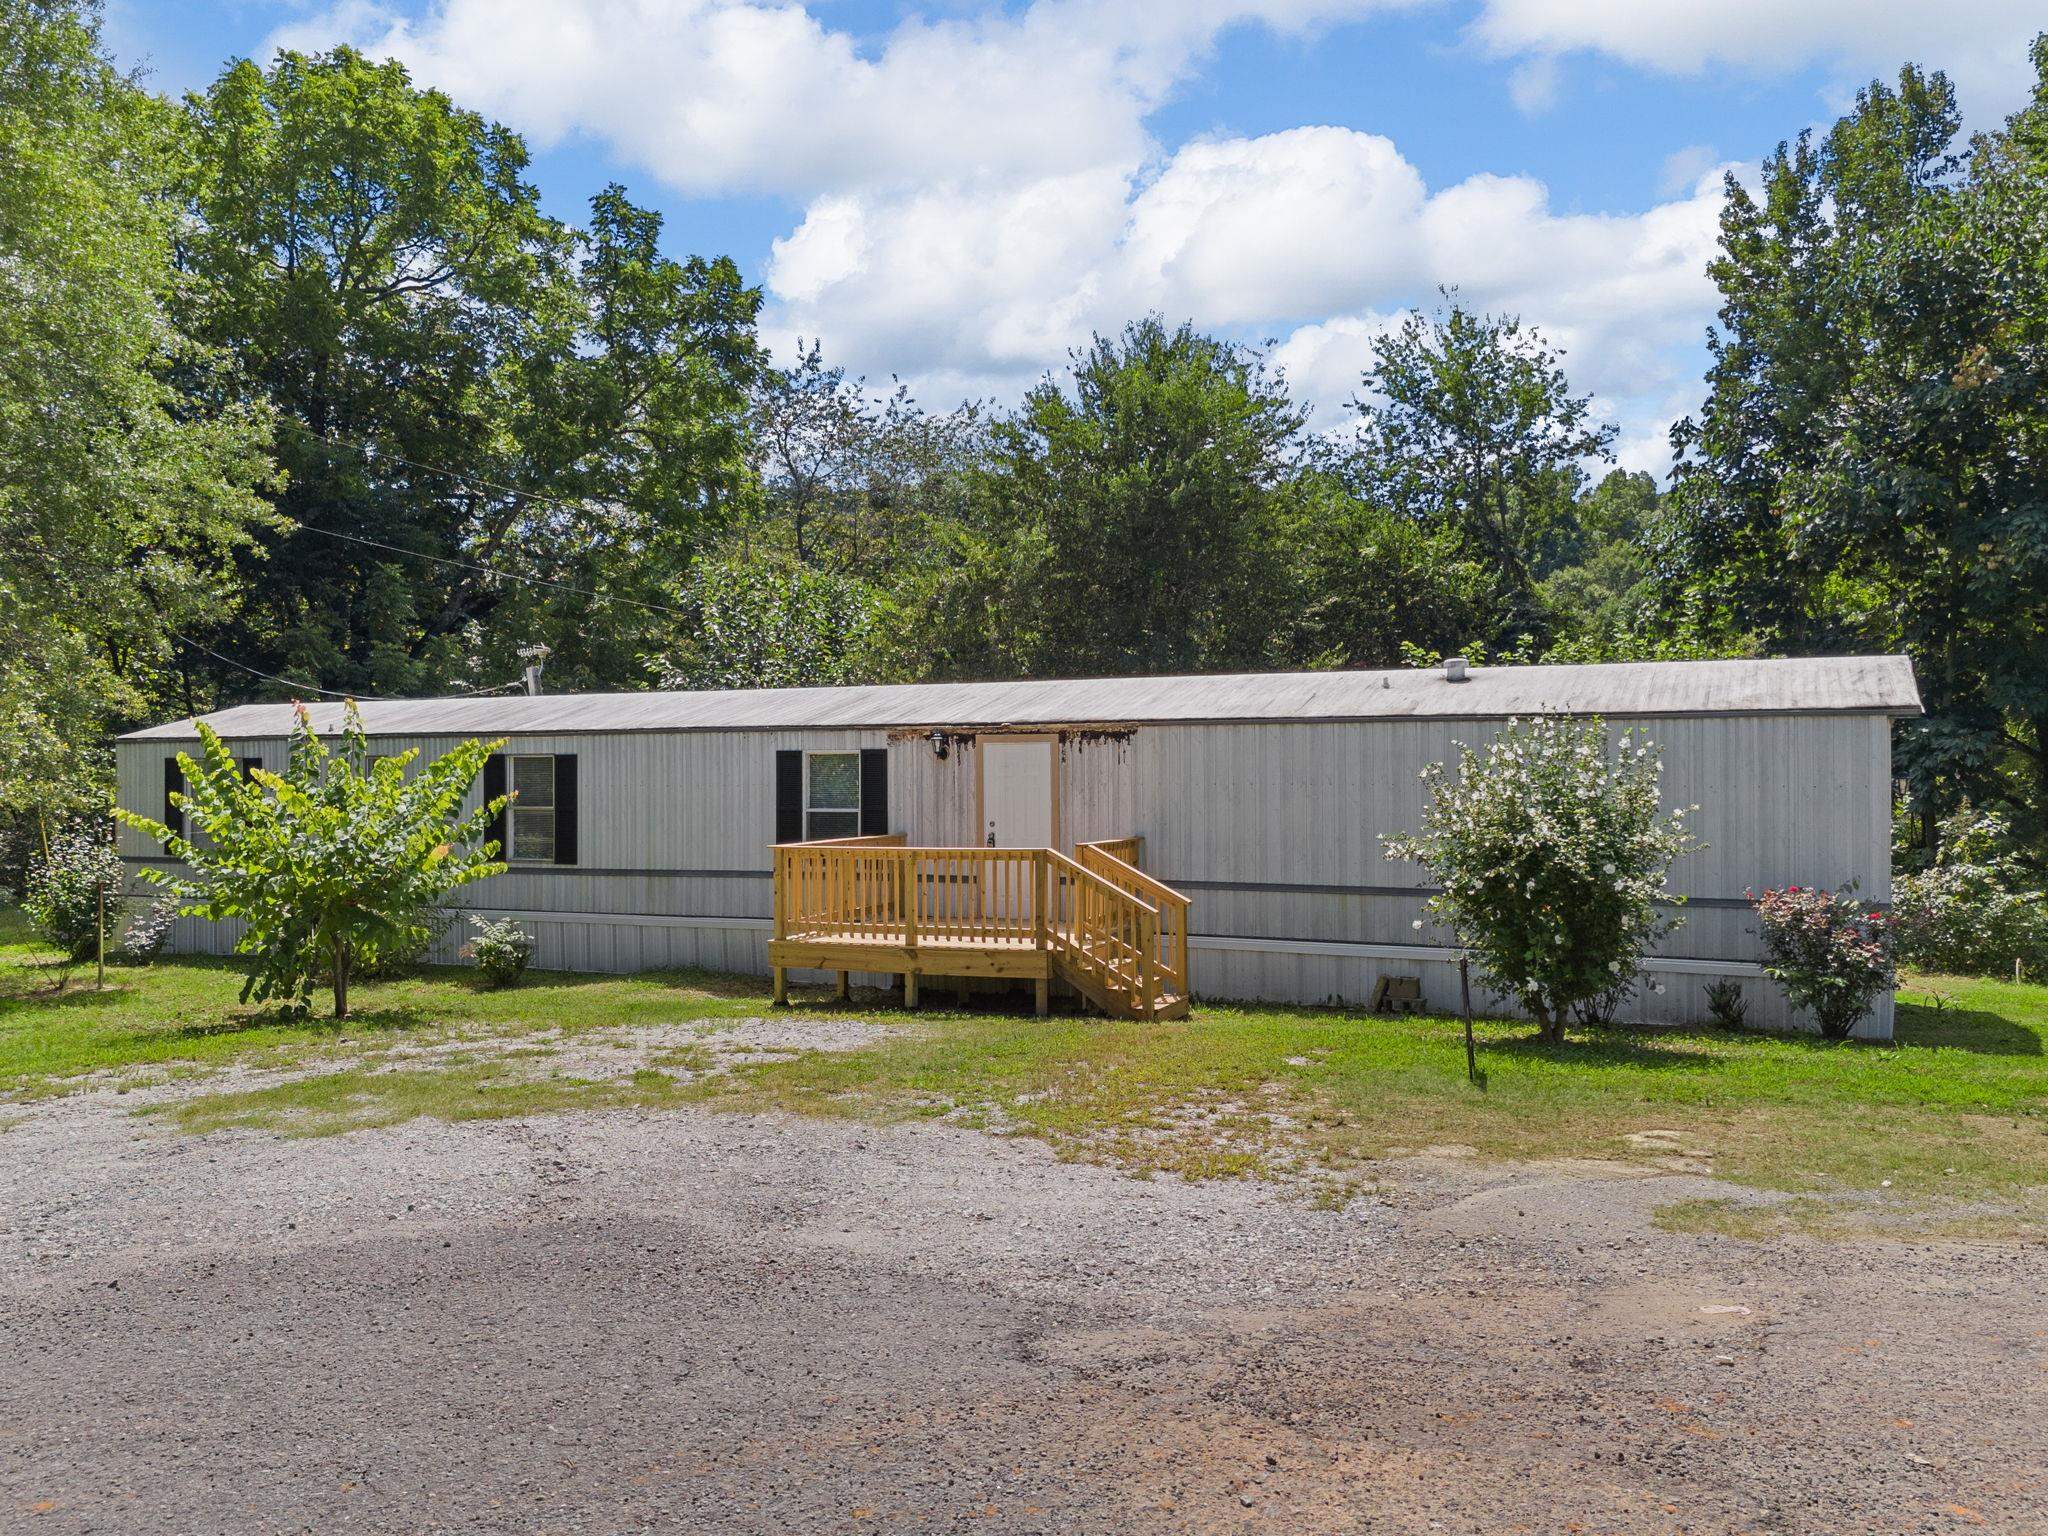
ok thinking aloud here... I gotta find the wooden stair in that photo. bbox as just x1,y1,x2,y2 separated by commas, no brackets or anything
770,835,1191,1020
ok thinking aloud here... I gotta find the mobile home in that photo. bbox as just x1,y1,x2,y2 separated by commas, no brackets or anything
116,654,1921,1038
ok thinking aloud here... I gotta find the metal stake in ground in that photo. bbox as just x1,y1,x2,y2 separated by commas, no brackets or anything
96,872,107,990
1459,955,1476,1084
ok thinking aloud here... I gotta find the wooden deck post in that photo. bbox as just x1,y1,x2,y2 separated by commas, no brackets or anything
904,970,919,1009
772,966,788,1006
1138,912,1158,1021
834,969,850,1001
1034,975,1049,1016
1032,850,1048,953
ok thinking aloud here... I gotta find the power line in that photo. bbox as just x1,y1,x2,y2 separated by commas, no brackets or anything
176,636,532,704
286,518,695,621
172,636,381,702
285,421,606,517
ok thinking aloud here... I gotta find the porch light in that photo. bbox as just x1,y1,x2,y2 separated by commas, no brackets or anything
929,729,949,760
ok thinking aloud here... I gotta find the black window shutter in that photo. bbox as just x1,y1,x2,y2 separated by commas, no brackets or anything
775,750,803,843
860,748,889,836
553,754,578,865
163,757,182,834
238,756,262,780
482,753,507,853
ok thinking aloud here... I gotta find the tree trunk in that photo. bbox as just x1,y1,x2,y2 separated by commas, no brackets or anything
1535,1000,1565,1045
333,939,351,1020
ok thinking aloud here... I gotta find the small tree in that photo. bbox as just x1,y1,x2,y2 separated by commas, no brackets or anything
1750,886,1893,1041
115,704,507,1018
1386,715,1699,1044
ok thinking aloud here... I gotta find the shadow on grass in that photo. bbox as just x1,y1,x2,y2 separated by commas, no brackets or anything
1894,1001,2042,1056
1479,1025,1736,1073
147,1003,443,1043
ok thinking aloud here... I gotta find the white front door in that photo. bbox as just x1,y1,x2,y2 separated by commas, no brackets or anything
981,737,1056,850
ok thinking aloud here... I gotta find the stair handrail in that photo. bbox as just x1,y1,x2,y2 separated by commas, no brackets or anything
1075,841,1191,1002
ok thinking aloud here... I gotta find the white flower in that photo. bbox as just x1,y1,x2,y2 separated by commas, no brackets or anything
1602,862,1615,875
1608,960,1622,974
1411,918,1424,930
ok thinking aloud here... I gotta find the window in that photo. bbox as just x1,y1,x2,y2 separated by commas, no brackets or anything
805,751,861,841
508,754,556,863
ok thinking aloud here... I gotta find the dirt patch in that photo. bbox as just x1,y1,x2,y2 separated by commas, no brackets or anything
2,1047,2044,1534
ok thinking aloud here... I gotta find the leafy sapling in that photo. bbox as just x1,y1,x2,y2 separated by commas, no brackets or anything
115,703,508,1018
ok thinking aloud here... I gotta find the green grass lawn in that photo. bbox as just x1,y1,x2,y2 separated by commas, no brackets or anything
5,908,2046,1233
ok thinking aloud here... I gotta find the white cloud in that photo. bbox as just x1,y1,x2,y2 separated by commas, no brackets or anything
766,135,1727,450
272,0,1412,197
1657,144,1721,198
1506,53,1562,114
263,0,1756,464
1471,0,2045,116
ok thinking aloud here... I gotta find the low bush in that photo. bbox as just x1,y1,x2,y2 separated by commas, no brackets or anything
1703,977,1749,1029
463,916,536,988
117,894,180,965
21,829,124,961
1750,885,1893,1040
1890,809,2048,980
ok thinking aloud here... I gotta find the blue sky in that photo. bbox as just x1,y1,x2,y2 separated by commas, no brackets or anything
103,0,2045,471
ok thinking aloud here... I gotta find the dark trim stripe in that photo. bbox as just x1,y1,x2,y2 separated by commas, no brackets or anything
121,855,773,880
115,855,1869,911
1164,877,1771,911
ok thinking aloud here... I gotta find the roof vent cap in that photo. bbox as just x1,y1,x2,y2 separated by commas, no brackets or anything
1444,656,1470,683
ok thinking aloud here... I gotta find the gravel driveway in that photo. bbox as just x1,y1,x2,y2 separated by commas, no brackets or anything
3,1020,2043,1535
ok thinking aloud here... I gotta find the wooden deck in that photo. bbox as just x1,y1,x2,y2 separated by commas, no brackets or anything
768,835,1190,1018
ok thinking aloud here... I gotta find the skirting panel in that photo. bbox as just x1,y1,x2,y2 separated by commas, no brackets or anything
158,908,1891,1039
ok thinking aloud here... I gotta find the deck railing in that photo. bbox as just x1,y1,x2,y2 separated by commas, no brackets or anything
1076,839,1190,1002
771,835,1189,1016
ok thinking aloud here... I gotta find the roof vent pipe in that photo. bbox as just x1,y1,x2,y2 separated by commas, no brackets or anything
1443,656,1469,683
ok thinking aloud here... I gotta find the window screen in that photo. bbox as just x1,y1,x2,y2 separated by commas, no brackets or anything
805,752,861,841
509,754,556,863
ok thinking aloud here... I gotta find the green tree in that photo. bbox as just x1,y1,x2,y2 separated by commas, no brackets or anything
1351,297,1615,633
1272,470,1495,669
1387,716,1700,1045
116,705,507,1018
1669,46,2048,851
740,340,988,590
175,47,758,699
0,0,273,826
650,553,889,690
966,317,1305,675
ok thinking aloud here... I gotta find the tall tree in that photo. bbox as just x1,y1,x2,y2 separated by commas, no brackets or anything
960,317,1305,676
0,0,272,827
1350,297,1615,634
744,341,986,578
176,47,758,699
1669,45,2048,850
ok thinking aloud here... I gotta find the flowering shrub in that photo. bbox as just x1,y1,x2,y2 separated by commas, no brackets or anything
1749,885,1893,1040
1385,715,1700,1044
1890,809,2048,978
21,829,125,961
117,894,180,965
463,915,536,988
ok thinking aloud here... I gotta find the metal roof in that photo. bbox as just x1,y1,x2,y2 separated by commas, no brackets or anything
120,656,1922,741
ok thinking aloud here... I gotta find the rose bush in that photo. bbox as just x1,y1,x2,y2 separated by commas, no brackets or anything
1749,885,1893,1040
1386,714,1700,1044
